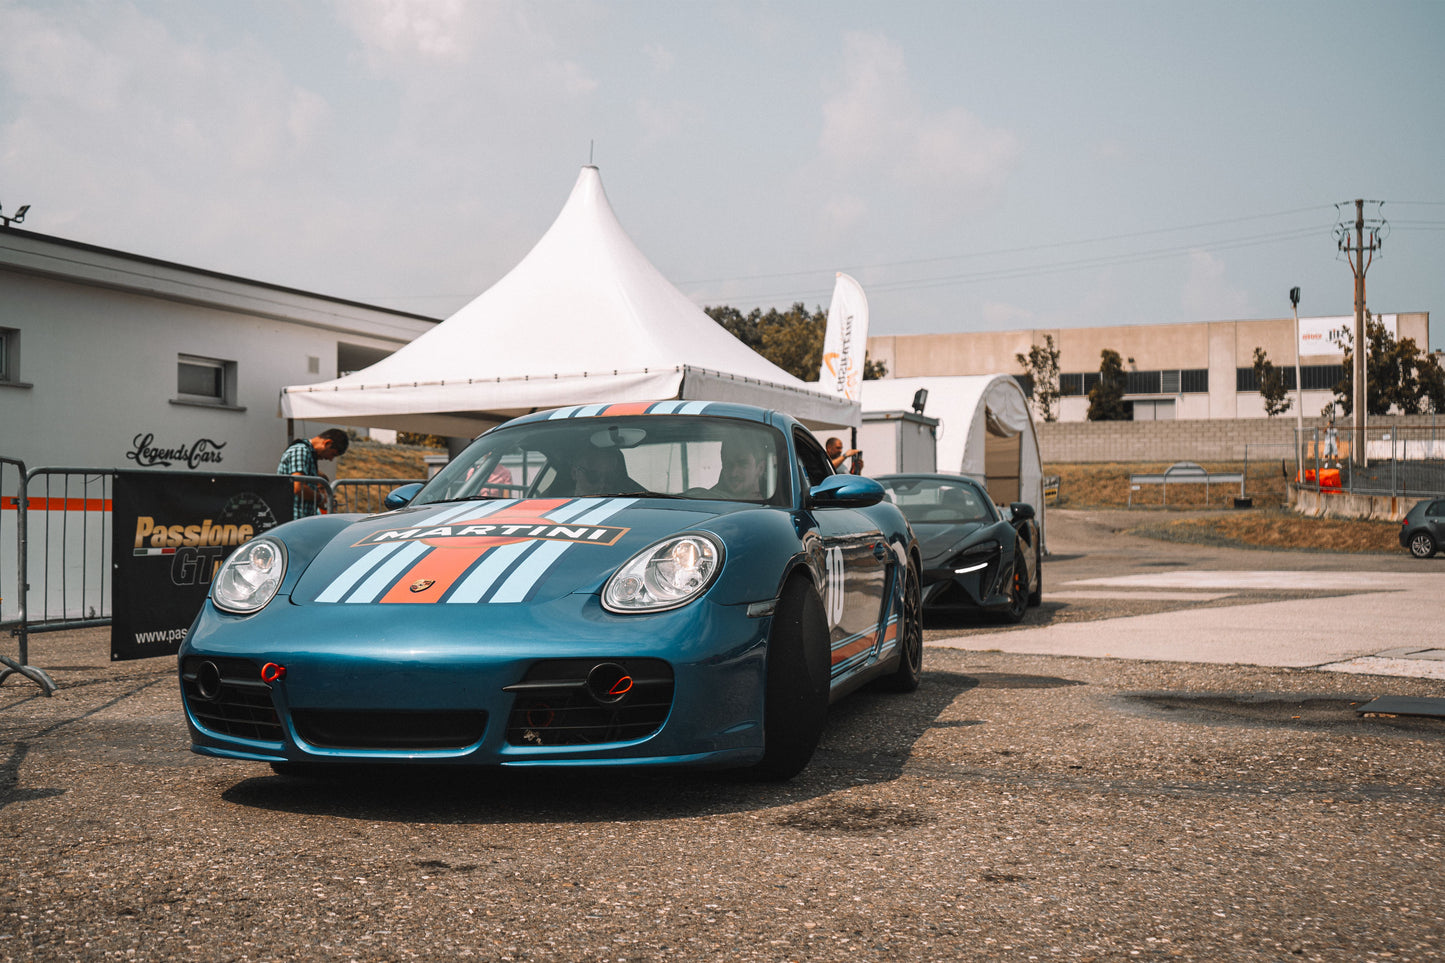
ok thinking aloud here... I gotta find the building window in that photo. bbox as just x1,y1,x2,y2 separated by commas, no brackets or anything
1180,369,1208,393
1301,364,1344,391
0,327,16,383
1014,373,1034,398
175,354,241,409
1126,370,1162,395
1059,373,1084,396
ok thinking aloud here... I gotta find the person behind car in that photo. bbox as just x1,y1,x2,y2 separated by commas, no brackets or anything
277,428,348,518
824,436,864,475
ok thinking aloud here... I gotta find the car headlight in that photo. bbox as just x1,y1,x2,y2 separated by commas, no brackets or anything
602,533,722,613
212,536,287,614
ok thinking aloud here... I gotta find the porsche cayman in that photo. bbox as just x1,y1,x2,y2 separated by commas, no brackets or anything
180,402,922,779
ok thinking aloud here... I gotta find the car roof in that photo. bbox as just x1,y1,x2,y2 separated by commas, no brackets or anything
502,400,783,429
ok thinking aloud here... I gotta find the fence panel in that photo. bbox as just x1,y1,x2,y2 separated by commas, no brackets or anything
23,468,114,630
1295,425,1445,498
331,478,426,515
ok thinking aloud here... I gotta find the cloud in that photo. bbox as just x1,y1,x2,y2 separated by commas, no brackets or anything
815,31,1020,220
1181,250,1252,320
333,0,596,97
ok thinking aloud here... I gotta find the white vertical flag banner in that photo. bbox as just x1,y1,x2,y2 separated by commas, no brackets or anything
820,272,869,401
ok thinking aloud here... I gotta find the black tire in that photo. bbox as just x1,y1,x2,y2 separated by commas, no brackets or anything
1408,531,1437,559
1027,538,1043,607
997,550,1028,625
750,575,831,780
877,559,923,693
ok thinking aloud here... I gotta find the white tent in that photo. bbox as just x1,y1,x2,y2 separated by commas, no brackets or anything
281,167,858,435
861,375,1047,549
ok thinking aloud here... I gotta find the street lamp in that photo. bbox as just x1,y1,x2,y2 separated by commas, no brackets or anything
1290,287,1303,479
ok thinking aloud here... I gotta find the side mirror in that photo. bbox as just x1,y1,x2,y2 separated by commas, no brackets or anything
809,474,885,509
1008,502,1036,521
384,483,424,510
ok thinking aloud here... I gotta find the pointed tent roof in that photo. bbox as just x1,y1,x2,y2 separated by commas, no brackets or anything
281,167,858,434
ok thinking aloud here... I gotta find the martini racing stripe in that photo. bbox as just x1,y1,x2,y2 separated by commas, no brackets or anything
487,498,637,603
545,401,715,419
316,542,404,602
442,498,604,603
345,541,430,602
317,502,509,602
444,541,534,604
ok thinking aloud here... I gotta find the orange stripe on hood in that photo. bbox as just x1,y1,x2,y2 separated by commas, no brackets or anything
380,546,489,603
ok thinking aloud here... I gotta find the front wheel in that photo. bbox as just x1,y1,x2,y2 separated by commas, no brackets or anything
1027,538,1043,607
877,560,923,692
1409,531,1437,559
750,576,831,780
997,550,1028,625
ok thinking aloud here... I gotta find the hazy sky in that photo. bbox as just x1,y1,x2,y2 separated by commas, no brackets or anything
3,0,1442,347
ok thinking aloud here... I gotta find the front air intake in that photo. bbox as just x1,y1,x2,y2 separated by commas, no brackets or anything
180,657,283,743
503,658,674,747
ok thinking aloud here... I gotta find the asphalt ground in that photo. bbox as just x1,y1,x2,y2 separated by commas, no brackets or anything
2,509,1444,962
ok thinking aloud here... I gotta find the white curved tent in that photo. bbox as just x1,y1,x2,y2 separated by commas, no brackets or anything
861,375,1047,549
281,167,858,435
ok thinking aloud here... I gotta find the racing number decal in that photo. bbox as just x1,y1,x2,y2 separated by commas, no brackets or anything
824,546,845,628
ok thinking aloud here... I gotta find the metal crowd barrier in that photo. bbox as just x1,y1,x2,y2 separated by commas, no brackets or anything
1295,424,1445,498
331,478,425,514
3,464,350,696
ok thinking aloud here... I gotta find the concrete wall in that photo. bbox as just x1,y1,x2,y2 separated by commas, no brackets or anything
1038,413,1445,464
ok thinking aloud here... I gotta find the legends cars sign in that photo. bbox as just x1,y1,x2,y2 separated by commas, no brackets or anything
110,471,290,660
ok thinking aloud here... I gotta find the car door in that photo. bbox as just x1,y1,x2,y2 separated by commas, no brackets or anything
792,430,892,681
1428,500,1445,541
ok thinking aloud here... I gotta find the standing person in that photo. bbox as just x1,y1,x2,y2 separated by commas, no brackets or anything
278,428,348,518
1323,416,1339,467
824,436,864,475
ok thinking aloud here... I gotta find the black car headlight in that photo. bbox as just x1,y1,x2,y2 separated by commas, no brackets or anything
602,533,722,613
212,536,287,614
948,541,1000,575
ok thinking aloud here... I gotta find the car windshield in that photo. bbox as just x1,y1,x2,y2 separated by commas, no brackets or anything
413,415,790,507
879,477,996,525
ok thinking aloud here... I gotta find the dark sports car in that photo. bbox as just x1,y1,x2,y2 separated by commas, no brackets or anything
875,473,1041,623
180,402,922,780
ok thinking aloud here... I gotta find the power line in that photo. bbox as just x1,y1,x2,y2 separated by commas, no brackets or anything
697,224,1329,304
677,204,1334,287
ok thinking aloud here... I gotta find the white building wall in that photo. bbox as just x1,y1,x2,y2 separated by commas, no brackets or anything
0,231,437,473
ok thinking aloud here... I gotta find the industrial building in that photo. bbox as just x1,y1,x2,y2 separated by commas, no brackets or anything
867,312,1433,422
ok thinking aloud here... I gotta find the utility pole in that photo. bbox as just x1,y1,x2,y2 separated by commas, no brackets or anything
1335,199,1385,468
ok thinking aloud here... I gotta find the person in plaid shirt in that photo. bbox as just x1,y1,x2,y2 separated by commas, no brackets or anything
277,429,349,518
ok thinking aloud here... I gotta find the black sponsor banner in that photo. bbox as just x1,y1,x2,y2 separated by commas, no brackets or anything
111,471,290,661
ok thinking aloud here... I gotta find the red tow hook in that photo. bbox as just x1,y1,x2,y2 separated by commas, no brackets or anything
260,662,287,683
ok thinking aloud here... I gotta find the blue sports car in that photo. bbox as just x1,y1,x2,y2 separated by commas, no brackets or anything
180,402,922,779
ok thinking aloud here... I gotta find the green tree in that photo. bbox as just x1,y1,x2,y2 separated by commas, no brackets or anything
1016,334,1061,422
1086,349,1129,421
706,303,887,383
1252,347,1292,417
1332,314,1445,416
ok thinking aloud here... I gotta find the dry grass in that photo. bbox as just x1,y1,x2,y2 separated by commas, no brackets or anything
1049,461,1404,554
335,440,436,481
1052,460,1291,510
1128,510,1403,554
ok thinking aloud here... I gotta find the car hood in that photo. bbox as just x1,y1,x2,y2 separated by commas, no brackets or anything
288,496,730,606
910,521,991,564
